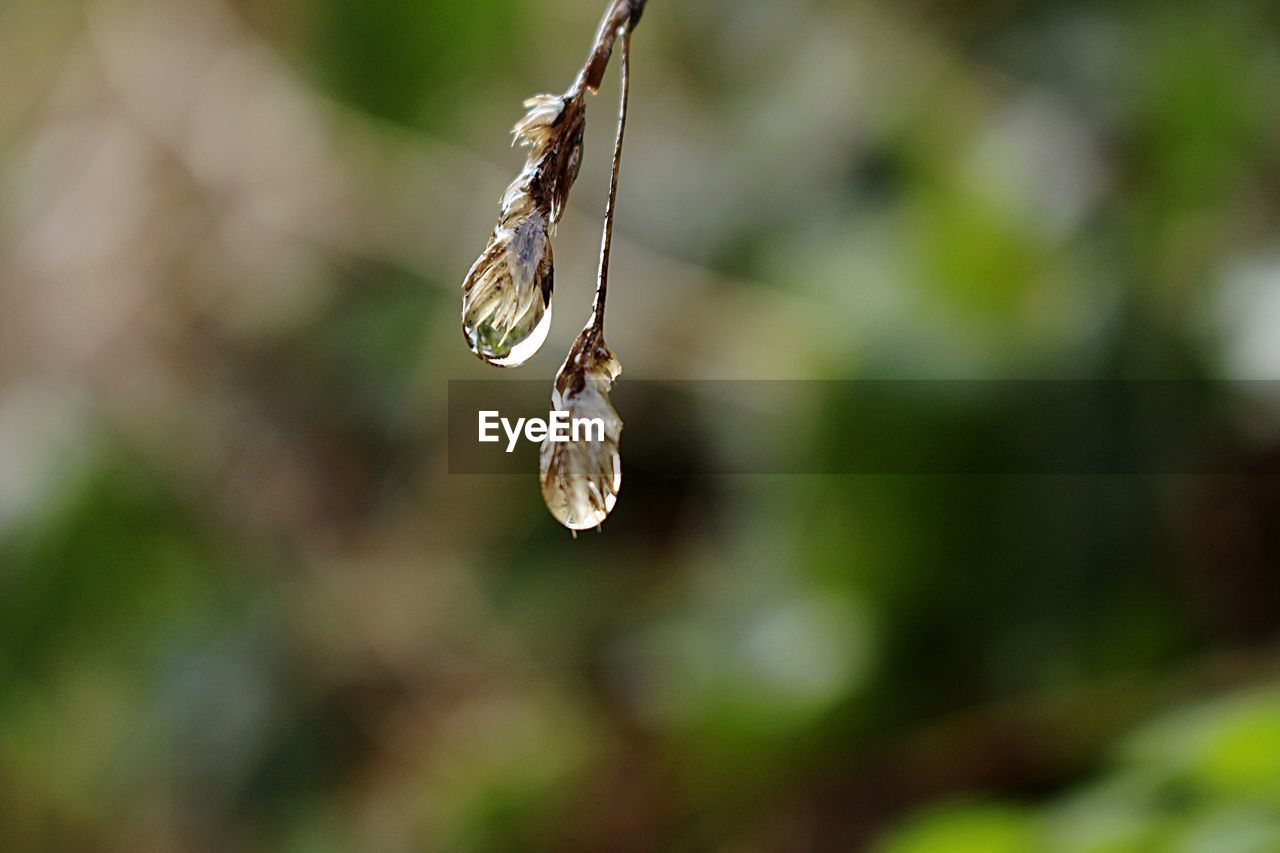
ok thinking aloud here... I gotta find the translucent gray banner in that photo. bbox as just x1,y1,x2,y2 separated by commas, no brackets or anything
447,380,1280,475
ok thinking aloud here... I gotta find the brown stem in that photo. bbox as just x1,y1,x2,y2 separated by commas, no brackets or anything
591,30,631,330
570,0,644,98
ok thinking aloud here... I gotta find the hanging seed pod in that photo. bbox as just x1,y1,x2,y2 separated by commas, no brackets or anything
539,325,623,530
538,20,635,532
463,0,646,532
462,95,586,366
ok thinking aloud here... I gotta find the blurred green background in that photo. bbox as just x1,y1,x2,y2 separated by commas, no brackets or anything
2,0,1280,849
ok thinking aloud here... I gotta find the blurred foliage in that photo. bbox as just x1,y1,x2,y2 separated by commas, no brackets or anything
1,0,1279,849
878,689,1280,852
309,0,522,129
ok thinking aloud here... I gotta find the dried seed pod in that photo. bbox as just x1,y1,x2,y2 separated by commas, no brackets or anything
461,95,586,367
539,325,623,531
539,24,633,533
511,94,586,224
464,0,645,532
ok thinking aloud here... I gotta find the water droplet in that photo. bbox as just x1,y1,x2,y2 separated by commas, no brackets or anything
462,212,554,367
540,336,623,530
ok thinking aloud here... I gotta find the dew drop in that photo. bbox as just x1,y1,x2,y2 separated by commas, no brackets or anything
462,213,554,367
464,295,553,367
541,432,622,530
539,348,623,530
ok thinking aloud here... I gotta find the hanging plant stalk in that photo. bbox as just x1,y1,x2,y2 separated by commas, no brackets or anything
540,26,634,531
461,0,646,368
462,0,645,532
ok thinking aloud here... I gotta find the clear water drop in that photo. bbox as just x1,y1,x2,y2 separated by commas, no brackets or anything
464,296,553,367
542,460,621,530
540,339,623,530
462,212,554,367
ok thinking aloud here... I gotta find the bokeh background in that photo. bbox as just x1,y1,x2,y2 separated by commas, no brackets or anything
3,0,1280,849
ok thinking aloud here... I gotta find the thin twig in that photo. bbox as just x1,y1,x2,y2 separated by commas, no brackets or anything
592,30,631,329
570,0,645,99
